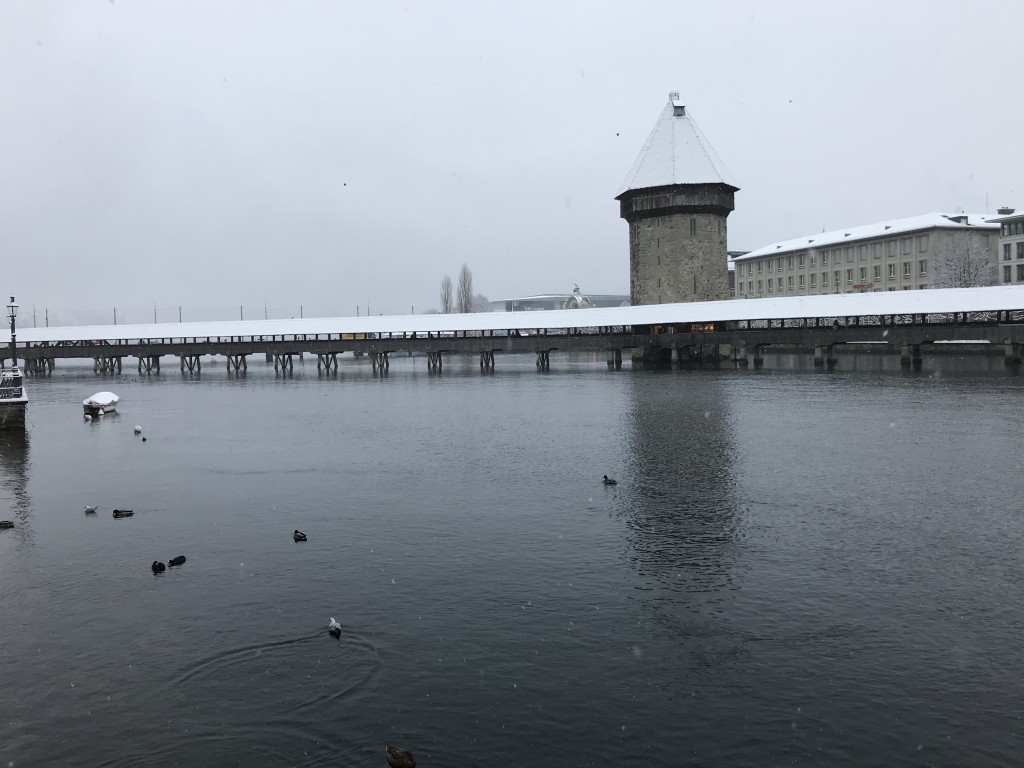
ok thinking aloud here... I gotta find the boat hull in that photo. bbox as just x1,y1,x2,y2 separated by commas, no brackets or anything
0,400,27,429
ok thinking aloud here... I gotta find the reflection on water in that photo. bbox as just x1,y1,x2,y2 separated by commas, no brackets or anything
624,372,741,593
0,429,31,542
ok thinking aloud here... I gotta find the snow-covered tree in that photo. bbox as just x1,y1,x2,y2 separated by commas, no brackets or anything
934,232,996,288
439,274,453,314
457,264,474,313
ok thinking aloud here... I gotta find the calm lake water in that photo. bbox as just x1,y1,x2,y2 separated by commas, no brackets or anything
1,352,1023,767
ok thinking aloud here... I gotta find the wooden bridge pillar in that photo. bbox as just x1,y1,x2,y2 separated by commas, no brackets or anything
479,351,495,371
138,356,161,375
752,345,766,369
180,355,202,373
273,354,293,372
732,345,748,367
426,351,444,372
28,357,54,375
900,344,922,371
94,356,122,374
371,352,389,373
316,353,337,372
813,345,839,369
606,349,622,370
1004,342,1022,368
535,351,550,370
226,354,248,373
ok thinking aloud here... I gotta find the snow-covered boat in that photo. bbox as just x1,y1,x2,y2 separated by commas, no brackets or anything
83,391,119,416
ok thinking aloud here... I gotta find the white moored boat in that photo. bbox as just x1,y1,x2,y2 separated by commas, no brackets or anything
83,391,119,416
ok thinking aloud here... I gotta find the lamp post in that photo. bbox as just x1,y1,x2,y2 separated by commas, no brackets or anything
6,296,18,369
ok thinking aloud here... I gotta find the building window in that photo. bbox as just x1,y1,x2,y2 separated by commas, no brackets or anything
788,276,794,290
798,253,805,268
776,258,782,271
873,265,881,280
902,238,912,255
767,260,773,273
757,280,763,294
845,247,853,263
821,272,828,288
1005,244,1012,260
872,243,881,259
1017,264,1024,282
1004,266,1012,283
918,234,929,252
919,259,927,277
810,273,817,288
903,261,911,278
858,245,867,261
767,279,773,293
757,261,763,273
846,268,853,284
787,255,793,270
888,264,896,279
858,267,866,281
834,271,841,286
820,252,828,266
1017,242,1024,259
810,254,817,267
799,275,805,289
689,218,696,235
777,278,783,291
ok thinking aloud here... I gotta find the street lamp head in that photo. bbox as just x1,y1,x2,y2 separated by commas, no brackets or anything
6,297,17,320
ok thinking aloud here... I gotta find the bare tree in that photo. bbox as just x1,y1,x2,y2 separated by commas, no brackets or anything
471,293,491,312
457,264,474,313
934,232,996,288
440,274,453,314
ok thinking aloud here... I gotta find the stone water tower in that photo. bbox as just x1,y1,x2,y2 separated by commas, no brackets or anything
616,93,738,304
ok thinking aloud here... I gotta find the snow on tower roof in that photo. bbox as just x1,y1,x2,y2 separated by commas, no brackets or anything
734,212,1001,262
616,93,738,197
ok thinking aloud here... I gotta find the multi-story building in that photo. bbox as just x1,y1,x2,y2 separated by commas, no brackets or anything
732,213,1000,299
995,208,1024,284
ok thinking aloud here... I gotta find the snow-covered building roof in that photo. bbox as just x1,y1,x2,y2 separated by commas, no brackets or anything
736,213,1000,262
616,93,738,197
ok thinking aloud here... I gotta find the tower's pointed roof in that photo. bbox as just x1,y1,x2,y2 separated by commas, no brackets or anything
616,94,738,198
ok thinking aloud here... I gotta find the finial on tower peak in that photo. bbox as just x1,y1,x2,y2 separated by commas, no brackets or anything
669,91,679,100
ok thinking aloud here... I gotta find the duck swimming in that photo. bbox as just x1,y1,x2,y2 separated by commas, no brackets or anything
293,530,307,542
602,475,618,485
328,618,342,638
152,561,166,573
167,555,186,567
0,521,14,530
386,745,416,768
112,509,134,518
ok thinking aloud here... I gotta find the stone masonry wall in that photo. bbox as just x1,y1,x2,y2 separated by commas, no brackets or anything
629,212,729,304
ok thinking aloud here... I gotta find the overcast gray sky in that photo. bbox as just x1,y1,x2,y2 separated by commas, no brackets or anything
2,0,1021,324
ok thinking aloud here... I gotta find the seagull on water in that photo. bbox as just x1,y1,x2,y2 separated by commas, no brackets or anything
328,618,342,638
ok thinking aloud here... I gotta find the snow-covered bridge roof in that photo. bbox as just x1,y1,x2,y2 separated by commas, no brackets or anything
5,285,1024,344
